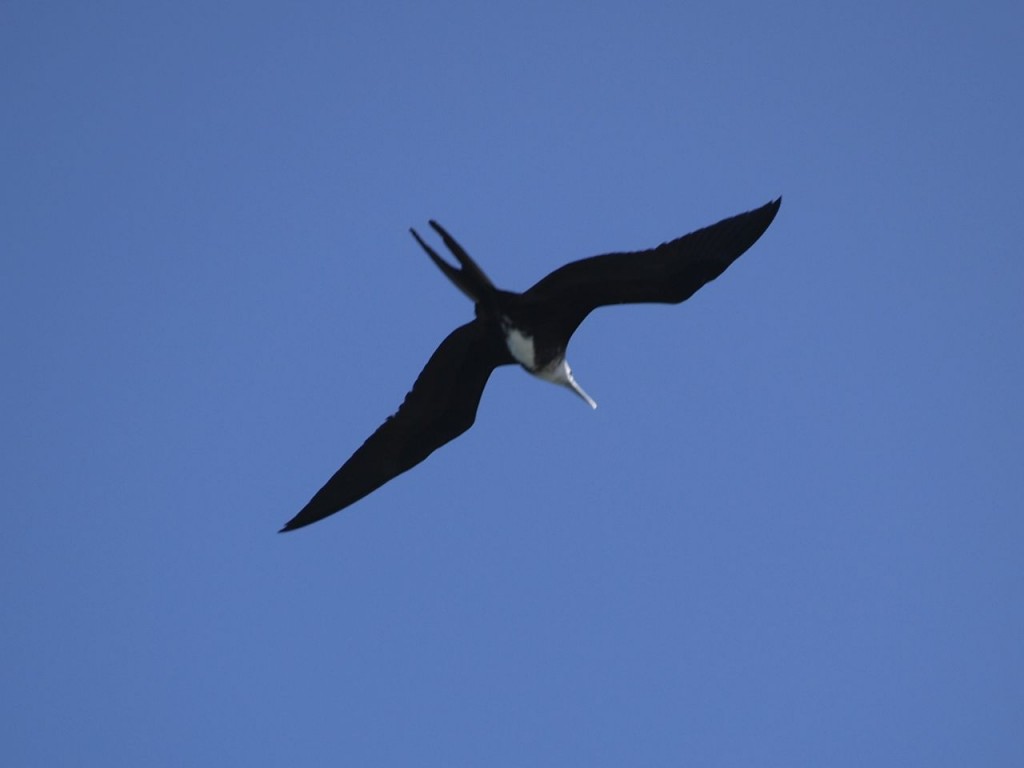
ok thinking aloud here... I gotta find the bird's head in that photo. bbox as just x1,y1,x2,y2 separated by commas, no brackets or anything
542,358,597,410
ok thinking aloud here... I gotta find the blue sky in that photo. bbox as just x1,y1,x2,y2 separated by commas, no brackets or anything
3,1,1022,765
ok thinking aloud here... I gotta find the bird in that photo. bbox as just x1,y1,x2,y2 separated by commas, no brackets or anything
280,198,781,532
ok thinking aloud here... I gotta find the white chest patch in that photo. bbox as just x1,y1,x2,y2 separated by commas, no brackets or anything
504,326,537,370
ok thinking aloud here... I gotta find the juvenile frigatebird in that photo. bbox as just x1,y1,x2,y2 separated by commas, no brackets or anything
281,198,781,532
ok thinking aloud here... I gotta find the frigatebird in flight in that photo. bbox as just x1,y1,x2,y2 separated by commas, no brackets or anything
281,198,781,532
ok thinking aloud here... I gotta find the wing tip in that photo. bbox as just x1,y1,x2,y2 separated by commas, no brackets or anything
278,507,321,533
749,196,782,233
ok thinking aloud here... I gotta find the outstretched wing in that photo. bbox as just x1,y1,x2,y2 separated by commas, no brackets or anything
281,320,511,531
522,198,781,334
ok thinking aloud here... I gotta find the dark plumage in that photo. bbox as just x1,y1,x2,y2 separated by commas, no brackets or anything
281,198,780,531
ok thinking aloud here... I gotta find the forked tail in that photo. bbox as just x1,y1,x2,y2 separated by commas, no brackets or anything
410,221,498,304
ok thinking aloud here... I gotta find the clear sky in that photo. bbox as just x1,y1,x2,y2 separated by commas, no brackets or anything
3,2,1022,765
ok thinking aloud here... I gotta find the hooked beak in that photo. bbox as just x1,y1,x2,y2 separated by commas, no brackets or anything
536,357,598,409
563,368,597,409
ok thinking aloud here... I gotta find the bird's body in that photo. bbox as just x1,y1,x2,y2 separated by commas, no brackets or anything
280,198,781,532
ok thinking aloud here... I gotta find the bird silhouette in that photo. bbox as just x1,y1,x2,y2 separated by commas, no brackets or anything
281,198,781,531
